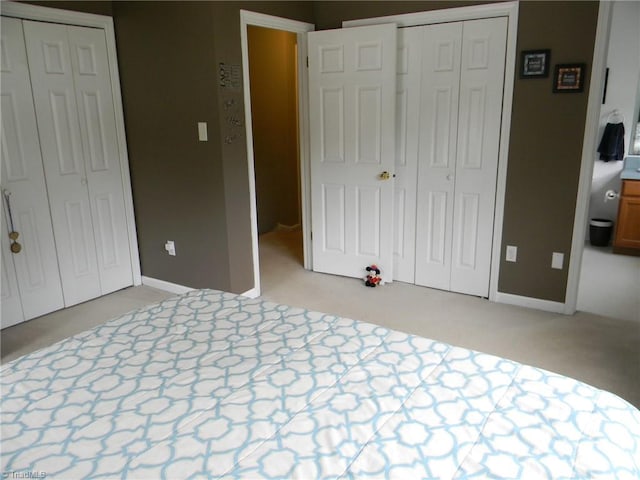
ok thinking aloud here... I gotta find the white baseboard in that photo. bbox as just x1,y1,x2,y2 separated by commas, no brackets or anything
141,276,194,295
241,287,260,299
274,223,301,232
494,292,566,314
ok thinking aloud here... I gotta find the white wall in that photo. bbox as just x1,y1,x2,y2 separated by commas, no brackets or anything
589,0,640,225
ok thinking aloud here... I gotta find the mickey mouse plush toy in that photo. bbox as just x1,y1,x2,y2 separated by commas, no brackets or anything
365,265,382,287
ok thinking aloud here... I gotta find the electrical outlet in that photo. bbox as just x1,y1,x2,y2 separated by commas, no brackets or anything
165,240,176,256
506,245,517,262
552,252,563,270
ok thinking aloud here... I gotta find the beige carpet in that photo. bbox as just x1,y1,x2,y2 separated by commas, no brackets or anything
2,229,638,409
258,230,640,409
1,286,174,363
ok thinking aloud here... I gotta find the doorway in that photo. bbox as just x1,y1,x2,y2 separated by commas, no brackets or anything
240,11,314,298
247,25,304,293
576,0,640,322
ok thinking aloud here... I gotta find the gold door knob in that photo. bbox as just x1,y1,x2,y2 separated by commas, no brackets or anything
379,171,391,180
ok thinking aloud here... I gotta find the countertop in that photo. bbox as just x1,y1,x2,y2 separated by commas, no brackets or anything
621,156,640,180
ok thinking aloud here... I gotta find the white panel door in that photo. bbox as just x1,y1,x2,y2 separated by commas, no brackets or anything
1,17,65,326
393,27,422,284
308,24,397,281
23,20,102,306
414,18,506,297
0,216,23,327
68,26,133,295
450,17,507,297
415,22,463,290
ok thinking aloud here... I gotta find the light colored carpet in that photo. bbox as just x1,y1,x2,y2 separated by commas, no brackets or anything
0,286,174,363
2,230,638,409
258,230,640,409
577,243,640,322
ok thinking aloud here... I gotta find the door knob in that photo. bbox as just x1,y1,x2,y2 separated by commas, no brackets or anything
379,171,395,180
446,174,454,181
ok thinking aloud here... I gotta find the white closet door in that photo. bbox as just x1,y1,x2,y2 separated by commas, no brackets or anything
0,218,23,328
68,26,133,294
450,17,507,297
1,17,65,325
23,20,102,306
393,27,422,284
414,18,507,297
414,22,463,290
309,24,397,281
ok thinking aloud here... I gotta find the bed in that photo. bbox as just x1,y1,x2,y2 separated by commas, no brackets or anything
2,289,639,479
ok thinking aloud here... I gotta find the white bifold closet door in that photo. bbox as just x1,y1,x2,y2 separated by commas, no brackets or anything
1,17,65,327
0,17,133,328
413,17,507,297
308,18,507,295
393,27,422,283
24,20,133,307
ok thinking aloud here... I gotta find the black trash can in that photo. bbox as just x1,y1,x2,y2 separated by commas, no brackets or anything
589,218,613,247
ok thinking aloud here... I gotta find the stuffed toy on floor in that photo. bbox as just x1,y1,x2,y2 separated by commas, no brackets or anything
364,265,382,287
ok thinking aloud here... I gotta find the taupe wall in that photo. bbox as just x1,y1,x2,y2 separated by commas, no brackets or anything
20,0,113,16
248,26,300,234
32,1,600,302
112,1,312,293
312,1,481,29
499,1,598,302
113,2,231,289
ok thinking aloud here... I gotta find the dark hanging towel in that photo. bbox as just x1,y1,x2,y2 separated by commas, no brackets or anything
597,122,625,161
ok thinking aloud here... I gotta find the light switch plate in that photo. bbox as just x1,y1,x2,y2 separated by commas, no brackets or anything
506,245,517,262
198,122,208,142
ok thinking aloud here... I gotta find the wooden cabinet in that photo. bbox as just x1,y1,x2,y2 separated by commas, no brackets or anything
613,180,640,255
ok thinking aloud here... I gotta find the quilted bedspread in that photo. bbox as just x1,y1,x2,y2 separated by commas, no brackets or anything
1,289,639,479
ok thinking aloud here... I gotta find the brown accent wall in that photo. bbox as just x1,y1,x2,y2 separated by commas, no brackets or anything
114,1,312,293
248,26,300,234
312,1,483,30
499,1,598,302
112,1,231,289
19,1,113,16
33,0,599,302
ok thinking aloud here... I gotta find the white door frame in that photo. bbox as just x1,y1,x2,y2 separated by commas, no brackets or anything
240,10,314,298
564,2,613,314
1,1,142,287
344,1,519,303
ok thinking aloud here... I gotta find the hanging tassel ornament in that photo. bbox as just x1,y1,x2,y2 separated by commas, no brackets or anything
3,189,22,254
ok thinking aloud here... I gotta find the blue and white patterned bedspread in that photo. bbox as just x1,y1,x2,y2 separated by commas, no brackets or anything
2,289,639,479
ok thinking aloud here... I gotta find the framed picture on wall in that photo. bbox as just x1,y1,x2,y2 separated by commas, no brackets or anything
553,63,586,93
520,49,550,78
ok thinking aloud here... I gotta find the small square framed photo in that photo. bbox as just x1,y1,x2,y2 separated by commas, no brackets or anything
553,63,586,93
520,49,550,78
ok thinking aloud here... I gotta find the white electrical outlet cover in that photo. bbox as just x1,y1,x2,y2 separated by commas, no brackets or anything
552,252,563,270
